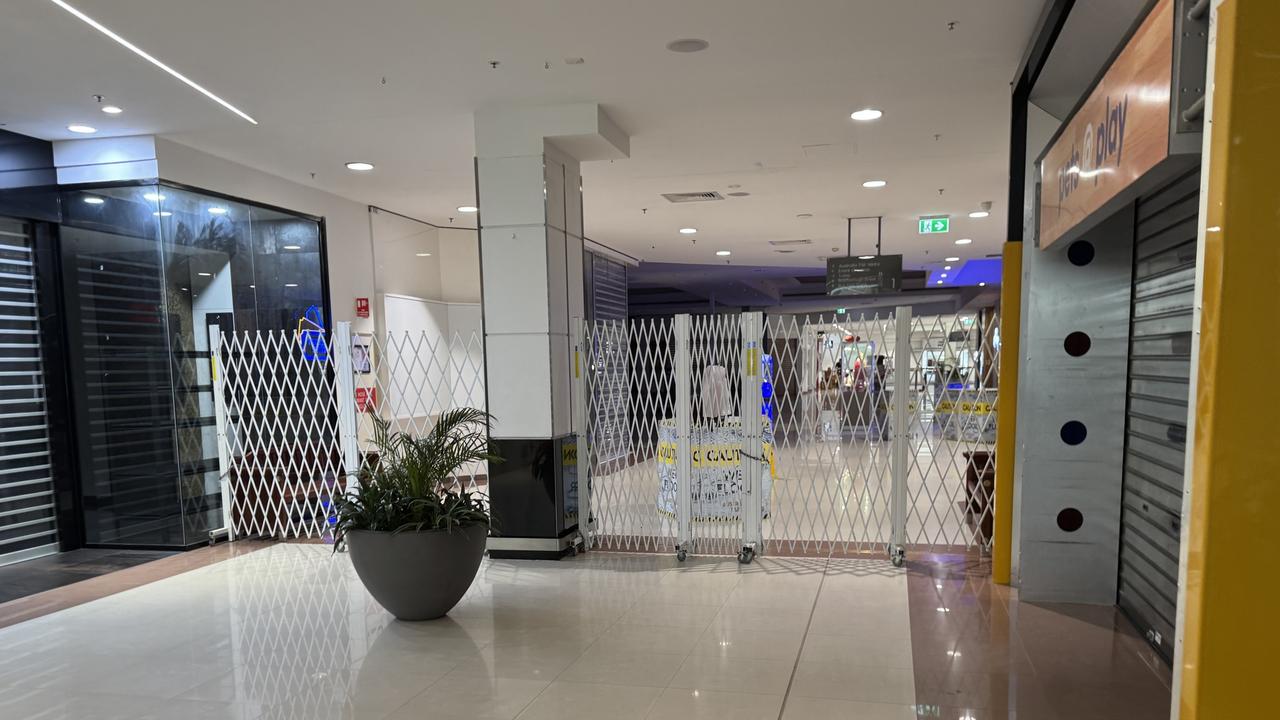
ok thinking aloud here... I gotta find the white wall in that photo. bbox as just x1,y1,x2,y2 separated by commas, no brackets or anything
153,137,377,335
439,227,481,303
369,208,443,300
369,209,479,304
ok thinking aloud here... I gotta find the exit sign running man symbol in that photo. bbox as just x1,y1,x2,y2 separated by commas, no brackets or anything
919,217,950,234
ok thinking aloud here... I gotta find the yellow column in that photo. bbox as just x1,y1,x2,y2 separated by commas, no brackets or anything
1179,1,1280,716
992,242,1021,585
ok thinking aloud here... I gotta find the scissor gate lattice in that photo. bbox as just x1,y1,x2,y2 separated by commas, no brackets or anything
215,325,486,540
582,309,999,560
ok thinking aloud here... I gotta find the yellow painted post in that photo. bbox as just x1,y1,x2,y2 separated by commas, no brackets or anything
992,242,1021,585
1178,1,1280,716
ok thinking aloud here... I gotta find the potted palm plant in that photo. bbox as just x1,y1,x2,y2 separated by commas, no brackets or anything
334,408,498,620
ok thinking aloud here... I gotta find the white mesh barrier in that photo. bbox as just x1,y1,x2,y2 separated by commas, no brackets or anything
583,317,677,552
217,330,343,541
763,313,899,556
216,325,486,540
901,312,1000,550
584,309,1000,561
352,329,488,494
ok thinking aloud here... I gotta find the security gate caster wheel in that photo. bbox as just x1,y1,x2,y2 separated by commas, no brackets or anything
676,548,688,562
737,546,755,564
890,545,905,568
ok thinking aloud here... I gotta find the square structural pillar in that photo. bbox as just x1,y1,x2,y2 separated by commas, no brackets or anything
475,104,628,559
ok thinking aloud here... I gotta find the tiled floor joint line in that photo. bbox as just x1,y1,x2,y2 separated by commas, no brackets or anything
774,551,832,720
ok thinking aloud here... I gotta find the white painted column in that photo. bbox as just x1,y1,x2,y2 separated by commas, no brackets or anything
475,104,629,557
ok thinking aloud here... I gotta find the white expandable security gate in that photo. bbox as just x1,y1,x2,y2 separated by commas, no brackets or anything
581,308,999,563
212,323,486,540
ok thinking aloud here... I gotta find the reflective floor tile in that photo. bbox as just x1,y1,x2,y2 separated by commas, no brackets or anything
557,646,684,687
668,654,796,695
691,626,805,661
645,687,784,720
780,696,917,720
384,675,550,720
788,661,917,705
513,681,663,720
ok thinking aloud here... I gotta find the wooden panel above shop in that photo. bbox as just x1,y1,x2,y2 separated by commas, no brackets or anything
1038,0,1174,250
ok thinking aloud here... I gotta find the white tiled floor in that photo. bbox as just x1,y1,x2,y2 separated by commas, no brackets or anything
0,544,917,720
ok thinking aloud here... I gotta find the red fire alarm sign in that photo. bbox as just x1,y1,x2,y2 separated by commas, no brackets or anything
355,297,370,318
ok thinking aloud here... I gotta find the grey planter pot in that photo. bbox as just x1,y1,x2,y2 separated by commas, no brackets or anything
346,524,488,621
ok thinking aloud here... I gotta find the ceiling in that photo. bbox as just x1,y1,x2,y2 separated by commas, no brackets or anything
0,0,1043,274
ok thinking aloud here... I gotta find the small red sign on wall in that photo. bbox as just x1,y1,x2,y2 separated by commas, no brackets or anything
355,387,377,413
355,297,370,318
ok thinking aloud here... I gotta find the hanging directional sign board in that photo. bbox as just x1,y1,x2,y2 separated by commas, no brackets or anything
826,255,903,296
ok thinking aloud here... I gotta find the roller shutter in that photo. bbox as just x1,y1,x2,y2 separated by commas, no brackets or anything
0,217,58,565
1119,167,1199,662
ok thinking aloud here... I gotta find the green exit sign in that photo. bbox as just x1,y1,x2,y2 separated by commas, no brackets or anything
919,217,950,234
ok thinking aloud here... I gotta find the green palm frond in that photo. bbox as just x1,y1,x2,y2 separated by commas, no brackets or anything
332,408,500,549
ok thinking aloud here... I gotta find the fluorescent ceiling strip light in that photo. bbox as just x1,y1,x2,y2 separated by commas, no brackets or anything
47,0,258,125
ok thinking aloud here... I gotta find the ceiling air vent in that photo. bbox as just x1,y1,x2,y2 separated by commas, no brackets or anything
775,249,796,254
768,238,813,247
661,191,724,203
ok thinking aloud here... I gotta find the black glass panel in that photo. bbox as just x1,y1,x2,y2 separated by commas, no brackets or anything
60,185,184,546
58,184,327,549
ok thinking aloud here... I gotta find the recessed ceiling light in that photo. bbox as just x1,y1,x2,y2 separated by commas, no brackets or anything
153,211,172,217
180,287,188,292
969,211,990,218
345,162,374,171
858,255,875,260
284,283,298,288
862,180,887,188
679,228,697,235
945,256,960,262
208,207,228,215
979,282,987,287
143,192,165,202
796,213,813,219
101,105,123,115
47,0,257,124
416,252,432,257
666,38,709,53
67,124,96,134
282,244,302,250
940,273,948,278
83,196,105,205
850,108,883,121
457,205,478,213
249,284,255,289
944,265,952,271
955,238,973,245
716,250,731,256
197,272,212,277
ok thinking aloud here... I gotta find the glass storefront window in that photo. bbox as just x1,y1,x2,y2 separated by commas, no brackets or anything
59,182,327,548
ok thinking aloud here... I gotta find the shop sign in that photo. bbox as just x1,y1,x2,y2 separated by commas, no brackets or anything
826,254,903,296
918,217,949,234
355,387,377,413
1038,0,1173,249
355,297,370,318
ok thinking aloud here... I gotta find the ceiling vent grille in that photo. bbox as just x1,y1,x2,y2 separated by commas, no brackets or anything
768,238,813,247
774,249,797,254
661,191,724,203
